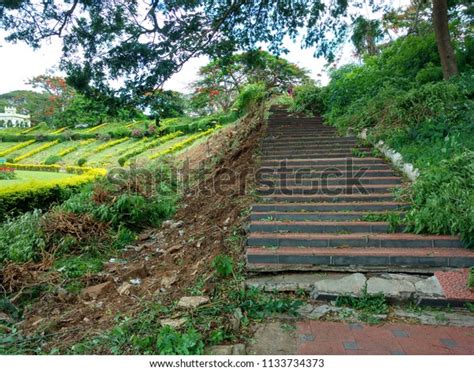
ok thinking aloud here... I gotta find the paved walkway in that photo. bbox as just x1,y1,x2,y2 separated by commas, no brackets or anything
297,320,474,355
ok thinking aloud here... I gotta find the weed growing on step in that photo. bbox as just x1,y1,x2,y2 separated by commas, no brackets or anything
335,289,389,324
468,268,474,288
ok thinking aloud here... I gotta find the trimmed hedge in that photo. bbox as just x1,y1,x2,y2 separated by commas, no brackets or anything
0,164,106,221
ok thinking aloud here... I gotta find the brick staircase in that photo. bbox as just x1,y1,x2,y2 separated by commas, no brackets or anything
246,106,474,272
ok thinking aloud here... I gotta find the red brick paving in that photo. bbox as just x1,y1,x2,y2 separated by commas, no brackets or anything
436,269,474,301
296,321,474,355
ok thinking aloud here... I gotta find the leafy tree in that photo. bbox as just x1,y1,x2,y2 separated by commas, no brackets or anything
0,0,469,96
351,16,384,57
28,75,75,118
192,50,310,112
146,90,187,123
0,0,381,100
0,90,51,123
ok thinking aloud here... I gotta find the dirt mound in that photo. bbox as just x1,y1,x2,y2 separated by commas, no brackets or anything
17,105,267,350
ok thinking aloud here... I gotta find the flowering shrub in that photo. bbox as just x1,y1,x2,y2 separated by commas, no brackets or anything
0,167,15,180
51,127,66,134
0,140,36,157
93,137,128,153
58,139,96,157
13,140,60,163
84,122,108,133
118,131,182,166
131,129,144,138
149,126,220,160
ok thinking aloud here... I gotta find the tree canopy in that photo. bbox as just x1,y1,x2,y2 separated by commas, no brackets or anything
192,50,310,112
0,0,388,101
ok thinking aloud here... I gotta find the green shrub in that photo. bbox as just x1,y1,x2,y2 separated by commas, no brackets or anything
292,83,326,115
44,155,62,165
211,255,234,278
77,158,87,167
232,83,266,113
405,152,474,247
0,210,46,263
416,63,443,85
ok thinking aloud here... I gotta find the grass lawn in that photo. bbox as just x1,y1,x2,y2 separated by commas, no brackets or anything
0,170,79,188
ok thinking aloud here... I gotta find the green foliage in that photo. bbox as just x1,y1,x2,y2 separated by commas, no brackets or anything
405,152,474,246
0,210,46,263
335,290,389,324
211,255,234,278
321,32,474,244
155,327,204,355
54,256,103,279
77,158,87,167
468,268,474,289
44,155,61,165
232,83,266,114
0,169,16,180
292,83,325,115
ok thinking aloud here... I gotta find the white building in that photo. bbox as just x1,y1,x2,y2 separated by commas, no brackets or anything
0,106,31,128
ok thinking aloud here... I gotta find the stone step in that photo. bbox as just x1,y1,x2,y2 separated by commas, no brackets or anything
247,232,463,249
261,144,358,151
256,186,399,195
257,177,402,186
250,211,405,222
260,164,393,172
261,158,386,166
259,193,397,203
263,135,349,141
261,149,371,157
249,221,400,234
253,202,409,213
259,169,398,178
246,247,474,271
262,153,369,160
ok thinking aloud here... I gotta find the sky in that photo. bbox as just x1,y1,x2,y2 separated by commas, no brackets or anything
0,0,409,95
0,33,341,95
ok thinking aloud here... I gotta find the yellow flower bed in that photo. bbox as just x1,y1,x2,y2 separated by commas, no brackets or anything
0,163,106,196
84,122,108,133
93,137,128,153
149,127,219,160
0,140,36,157
5,162,106,176
51,127,66,134
20,127,38,134
58,139,96,157
13,140,60,163
117,137,148,155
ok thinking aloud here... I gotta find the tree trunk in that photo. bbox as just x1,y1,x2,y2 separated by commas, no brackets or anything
432,0,458,79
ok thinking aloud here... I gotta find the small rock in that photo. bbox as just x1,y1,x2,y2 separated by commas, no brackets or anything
379,273,424,284
162,220,174,228
129,278,142,286
81,281,114,300
178,230,185,237
223,217,231,225
171,220,184,229
160,318,187,329
311,273,366,298
230,308,243,332
367,277,415,299
177,296,210,309
168,245,181,254
122,262,149,280
415,276,444,297
207,345,233,355
232,343,246,355
118,282,132,295
83,317,90,323
161,273,178,289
